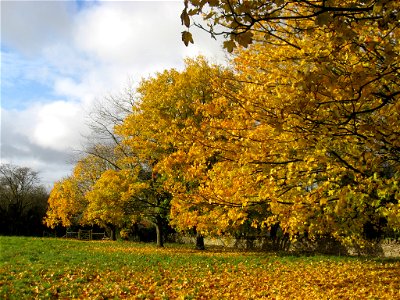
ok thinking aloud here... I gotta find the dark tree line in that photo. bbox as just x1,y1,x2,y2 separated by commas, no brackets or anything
0,164,49,236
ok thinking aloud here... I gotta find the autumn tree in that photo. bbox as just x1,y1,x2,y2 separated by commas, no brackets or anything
44,176,86,229
82,90,172,246
45,89,171,244
151,59,286,245
0,164,48,236
116,57,269,248
81,163,171,245
116,58,221,247
46,91,131,238
45,145,128,240
80,91,139,239
208,32,399,244
178,0,399,245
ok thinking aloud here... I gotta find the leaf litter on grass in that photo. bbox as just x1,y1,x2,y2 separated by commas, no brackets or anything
0,237,399,299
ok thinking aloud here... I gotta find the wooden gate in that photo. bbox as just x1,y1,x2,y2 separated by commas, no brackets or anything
78,229,92,240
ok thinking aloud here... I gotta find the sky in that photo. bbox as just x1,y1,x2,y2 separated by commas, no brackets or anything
1,0,226,189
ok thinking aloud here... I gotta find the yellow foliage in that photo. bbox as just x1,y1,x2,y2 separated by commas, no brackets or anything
46,1,400,245
44,177,86,228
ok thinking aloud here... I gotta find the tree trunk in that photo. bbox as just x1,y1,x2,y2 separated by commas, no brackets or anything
195,230,205,250
155,216,164,247
108,224,117,241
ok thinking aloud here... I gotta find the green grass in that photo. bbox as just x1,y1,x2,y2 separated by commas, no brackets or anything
1,236,399,299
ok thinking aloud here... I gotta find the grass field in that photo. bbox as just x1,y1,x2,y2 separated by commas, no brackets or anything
0,236,399,299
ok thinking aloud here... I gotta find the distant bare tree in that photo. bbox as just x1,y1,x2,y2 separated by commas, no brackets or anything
77,86,137,170
0,164,48,235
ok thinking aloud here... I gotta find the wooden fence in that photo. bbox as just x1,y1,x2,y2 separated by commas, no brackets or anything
65,230,107,241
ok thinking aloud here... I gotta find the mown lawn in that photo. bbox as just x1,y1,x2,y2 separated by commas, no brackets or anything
0,236,399,299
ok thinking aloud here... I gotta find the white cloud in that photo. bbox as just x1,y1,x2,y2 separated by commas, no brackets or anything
32,101,87,151
1,0,226,186
2,101,86,152
1,107,76,188
74,3,139,63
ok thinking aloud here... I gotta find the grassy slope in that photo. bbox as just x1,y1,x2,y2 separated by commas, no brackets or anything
0,236,399,299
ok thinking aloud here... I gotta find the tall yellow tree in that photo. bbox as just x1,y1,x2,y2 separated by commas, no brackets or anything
176,0,400,246
231,34,398,244
116,57,258,246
